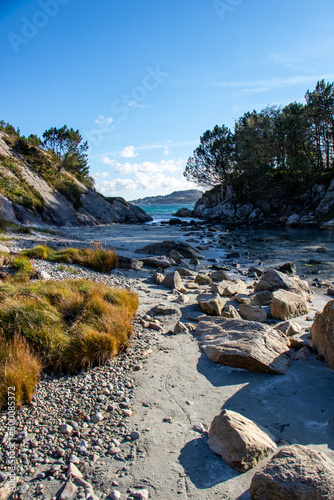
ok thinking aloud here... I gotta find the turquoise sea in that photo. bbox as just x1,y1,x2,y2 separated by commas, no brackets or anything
136,203,195,223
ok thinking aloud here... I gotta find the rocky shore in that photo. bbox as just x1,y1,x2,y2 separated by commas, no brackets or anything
0,221,334,499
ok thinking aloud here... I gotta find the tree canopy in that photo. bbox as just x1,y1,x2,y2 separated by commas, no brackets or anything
185,80,334,197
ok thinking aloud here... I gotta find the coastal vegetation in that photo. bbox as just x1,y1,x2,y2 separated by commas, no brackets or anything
184,80,334,203
0,278,138,408
22,243,118,273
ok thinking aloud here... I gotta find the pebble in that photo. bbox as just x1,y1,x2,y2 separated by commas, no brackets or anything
0,472,7,483
91,412,104,424
107,446,121,455
130,430,140,440
109,491,121,499
59,424,73,435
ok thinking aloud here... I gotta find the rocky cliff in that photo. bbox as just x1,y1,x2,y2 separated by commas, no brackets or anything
193,178,334,229
0,132,152,227
130,189,203,205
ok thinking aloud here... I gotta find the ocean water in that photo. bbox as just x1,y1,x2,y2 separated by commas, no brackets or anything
137,203,195,223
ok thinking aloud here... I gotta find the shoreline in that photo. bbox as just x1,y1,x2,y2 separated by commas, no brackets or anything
0,223,334,499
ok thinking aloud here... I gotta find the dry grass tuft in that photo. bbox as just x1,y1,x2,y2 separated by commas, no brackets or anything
0,279,138,408
0,334,42,409
22,242,118,272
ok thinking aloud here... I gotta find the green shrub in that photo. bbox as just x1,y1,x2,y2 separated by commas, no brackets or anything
55,177,83,209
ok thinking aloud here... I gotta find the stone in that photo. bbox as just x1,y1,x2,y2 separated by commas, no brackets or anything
33,270,52,280
275,320,301,336
294,346,312,360
186,282,199,289
162,271,184,291
117,256,143,270
254,269,311,299
15,430,28,442
173,321,190,334
239,304,267,322
0,244,10,254
66,463,83,479
209,270,230,282
0,481,12,500
174,295,189,304
154,272,165,285
154,304,179,315
251,290,273,306
208,409,277,472
311,300,334,370
211,280,248,297
141,257,171,269
131,489,149,500
169,249,184,263
270,290,309,320
196,318,292,374
168,217,182,225
250,444,334,500
57,480,78,500
197,293,225,316
195,274,213,285
59,424,73,435
0,473,7,484
275,262,297,274
286,213,300,226
90,412,103,424
107,447,121,455
235,293,252,305
109,491,121,500
176,267,196,277
135,240,204,259
221,305,241,319
289,333,310,350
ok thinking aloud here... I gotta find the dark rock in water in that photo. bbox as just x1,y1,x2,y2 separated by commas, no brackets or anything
168,218,182,225
135,240,204,259
173,208,194,217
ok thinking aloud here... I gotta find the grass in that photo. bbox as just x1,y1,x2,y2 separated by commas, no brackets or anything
0,279,139,408
55,176,83,209
22,243,118,273
8,255,36,281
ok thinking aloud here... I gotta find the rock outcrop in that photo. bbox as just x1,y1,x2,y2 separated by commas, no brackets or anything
250,445,334,500
208,409,277,472
311,300,334,370
0,132,152,227
196,318,292,374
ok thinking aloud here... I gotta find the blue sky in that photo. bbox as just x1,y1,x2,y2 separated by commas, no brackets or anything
1,0,334,200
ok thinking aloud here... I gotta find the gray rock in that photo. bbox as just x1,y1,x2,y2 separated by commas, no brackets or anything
197,293,225,316
173,321,190,334
250,444,334,499
311,300,334,370
196,318,292,374
176,267,196,277
59,424,73,435
239,304,267,322
162,271,184,291
209,270,230,282
270,290,309,320
251,290,273,306
154,304,179,315
135,240,204,259
90,412,104,424
195,274,213,285
221,305,241,319
0,244,10,254
141,257,171,269
57,480,78,500
254,269,311,299
208,409,277,472
117,256,143,270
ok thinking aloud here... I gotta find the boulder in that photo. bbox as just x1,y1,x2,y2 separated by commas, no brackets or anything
311,300,334,370
154,272,165,285
117,256,143,270
169,249,184,263
254,269,311,299
209,270,230,282
221,305,241,319
196,318,292,374
173,207,193,217
168,217,182,225
0,244,10,254
197,293,225,316
239,304,267,322
141,257,171,269
135,240,204,259
211,279,248,297
275,320,301,336
286,213,300,226
250,444,334,500
154,304,179,315
162,271,185,291
251,290,273,306
208,409,277,472
176,267,196,277
270,290,309,320
195,274,213,285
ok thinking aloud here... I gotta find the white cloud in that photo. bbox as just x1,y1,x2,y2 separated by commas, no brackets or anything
93,172,109,179
216,74,334,93
97,172,196,195
120,146,138,158
95,115,114,125
101,157,184,175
